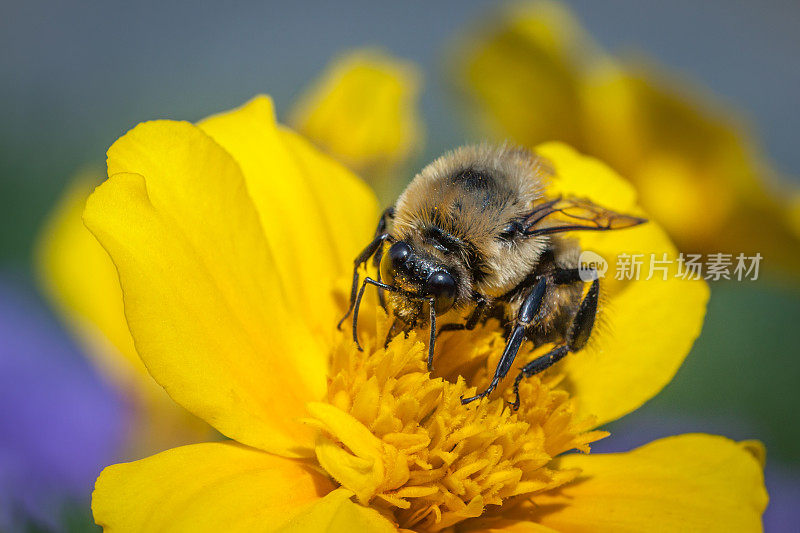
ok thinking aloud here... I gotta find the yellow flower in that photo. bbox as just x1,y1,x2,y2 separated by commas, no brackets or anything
87,95,765,531
454,1,800,273
289,49,423,199
36,49,422,455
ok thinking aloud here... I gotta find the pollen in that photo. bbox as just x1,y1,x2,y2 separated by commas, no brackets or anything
306,310,607,531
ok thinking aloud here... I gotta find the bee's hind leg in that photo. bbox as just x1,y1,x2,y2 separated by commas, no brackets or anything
461,278,547,405
509,277,599,410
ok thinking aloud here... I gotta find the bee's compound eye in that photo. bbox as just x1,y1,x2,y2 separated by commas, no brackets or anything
427,271,456,313
388,241,412,267
380,241,412,285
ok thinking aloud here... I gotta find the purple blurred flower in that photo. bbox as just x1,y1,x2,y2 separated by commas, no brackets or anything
0,275,127,529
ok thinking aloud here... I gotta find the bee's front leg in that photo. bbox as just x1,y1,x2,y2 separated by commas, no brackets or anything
461,277,547,405
352,277,399,351
338,207,395,330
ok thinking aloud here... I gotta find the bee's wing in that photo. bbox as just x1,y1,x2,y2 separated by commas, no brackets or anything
522,197,647,237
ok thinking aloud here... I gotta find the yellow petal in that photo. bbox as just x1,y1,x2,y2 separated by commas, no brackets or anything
92,441,336,532
528,434,767,532
36,174,211,453
85,121,323,457
288,50,422,189
453,1,592,146
537,142,709,426
277,488,398,533
198,95,379,342
276,126,382,335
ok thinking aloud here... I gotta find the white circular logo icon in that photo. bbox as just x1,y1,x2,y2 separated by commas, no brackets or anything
578,250,607,281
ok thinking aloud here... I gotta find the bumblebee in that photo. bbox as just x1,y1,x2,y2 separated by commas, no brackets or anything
339,144,645,408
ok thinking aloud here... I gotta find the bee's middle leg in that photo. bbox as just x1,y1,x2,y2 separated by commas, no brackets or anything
430,297,488,372
461,278,547,405
509,276,599,410
438,297,487,335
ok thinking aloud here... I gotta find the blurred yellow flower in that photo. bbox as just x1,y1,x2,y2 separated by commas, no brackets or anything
789,194,800,239
289,49,423,199
86,96,764,531
36,48,422,456
454,0,800,275
36,174,212,455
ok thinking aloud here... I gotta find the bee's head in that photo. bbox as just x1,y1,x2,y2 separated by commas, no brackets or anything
380,240,457,314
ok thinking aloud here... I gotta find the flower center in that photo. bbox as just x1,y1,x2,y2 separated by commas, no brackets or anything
306,309,606,531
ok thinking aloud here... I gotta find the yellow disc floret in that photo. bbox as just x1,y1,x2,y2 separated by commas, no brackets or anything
306,311,607,531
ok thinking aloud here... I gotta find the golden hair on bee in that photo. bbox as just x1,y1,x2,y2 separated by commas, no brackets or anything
339,143,647,408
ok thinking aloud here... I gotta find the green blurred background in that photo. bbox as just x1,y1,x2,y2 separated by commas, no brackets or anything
2,0,799,530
